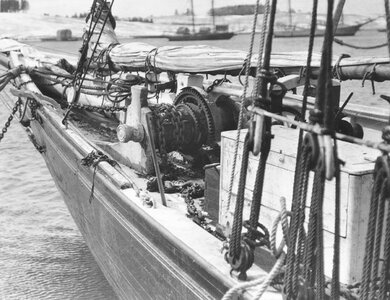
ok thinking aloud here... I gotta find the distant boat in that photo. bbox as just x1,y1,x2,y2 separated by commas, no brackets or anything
167,26,235,41
274,0,374,38
274,23,367,38
166,0,235,41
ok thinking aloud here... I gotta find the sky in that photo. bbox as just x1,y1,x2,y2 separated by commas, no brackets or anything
27,0,385,18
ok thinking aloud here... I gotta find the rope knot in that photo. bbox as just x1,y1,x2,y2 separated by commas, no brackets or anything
8,65,25,78
332,53,350,81
309,109,323,125
256,69,277,85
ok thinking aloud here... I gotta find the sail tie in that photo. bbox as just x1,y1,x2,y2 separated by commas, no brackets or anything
81,150,118,203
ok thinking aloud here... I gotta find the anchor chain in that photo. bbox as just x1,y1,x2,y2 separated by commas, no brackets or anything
0,98,22,142
72,102,127,113
150,104,186,165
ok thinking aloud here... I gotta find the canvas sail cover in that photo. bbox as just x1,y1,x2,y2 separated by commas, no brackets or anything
1,37,390,80
109,43,249,73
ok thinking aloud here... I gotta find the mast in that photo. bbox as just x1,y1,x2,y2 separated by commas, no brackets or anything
190,0,195,33
288,0,292,27
211,0,215,28
333,0,346,34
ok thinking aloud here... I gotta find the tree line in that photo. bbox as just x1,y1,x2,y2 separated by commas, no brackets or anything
0,0,29,12
209,5,265,16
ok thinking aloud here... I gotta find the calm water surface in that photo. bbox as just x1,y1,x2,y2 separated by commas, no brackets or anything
0,30,389,299
0,107,117,299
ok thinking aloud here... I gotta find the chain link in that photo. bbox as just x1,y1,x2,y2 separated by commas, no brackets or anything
152,105,168,164
29,98,39,120
0,98,22,142
150,104,187,163
72,103,127,113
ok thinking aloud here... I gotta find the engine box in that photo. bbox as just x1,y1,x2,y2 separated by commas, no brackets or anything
219,126,379,284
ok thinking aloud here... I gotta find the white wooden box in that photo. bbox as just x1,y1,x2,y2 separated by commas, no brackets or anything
219,127,380,284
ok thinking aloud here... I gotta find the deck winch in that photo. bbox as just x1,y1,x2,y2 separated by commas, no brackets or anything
115,79,241,174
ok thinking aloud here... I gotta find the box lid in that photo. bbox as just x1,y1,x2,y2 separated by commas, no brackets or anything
221,126,380,175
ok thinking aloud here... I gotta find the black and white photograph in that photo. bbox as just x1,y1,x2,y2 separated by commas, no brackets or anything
0,0,389,299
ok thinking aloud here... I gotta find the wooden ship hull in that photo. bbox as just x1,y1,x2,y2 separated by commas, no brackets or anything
2,1,390,299
0,43,389,298
0,88,231,299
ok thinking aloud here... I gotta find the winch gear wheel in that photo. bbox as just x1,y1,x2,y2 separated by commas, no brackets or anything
174,87,215,145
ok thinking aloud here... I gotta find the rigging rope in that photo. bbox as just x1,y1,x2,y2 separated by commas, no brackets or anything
62,0,115,124
226,0,263,213
245,0,273,246
284,0,318,296
385,0,390,58
222,197,290,300
284,0,342,298
225,0,276,281
334,38,388,50
360,153,390,300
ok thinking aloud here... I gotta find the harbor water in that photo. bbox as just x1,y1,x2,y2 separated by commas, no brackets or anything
0,30,389,299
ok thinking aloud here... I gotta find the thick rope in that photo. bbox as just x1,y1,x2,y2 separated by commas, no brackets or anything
229,132,251,259
370,183,386,297
285,1,318,296
360,163,385,299
254,0,277,106
331,138,341,299
245,0,272,243
284,138,312,298
360,155,390,300
246,118,271,242
385,0,390,58
379,192,390,300
252,0,271,98
226,0,262,212
252,252,286,299
303,163,326,299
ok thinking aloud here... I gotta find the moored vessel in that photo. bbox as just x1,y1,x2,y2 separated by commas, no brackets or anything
1,0,390,299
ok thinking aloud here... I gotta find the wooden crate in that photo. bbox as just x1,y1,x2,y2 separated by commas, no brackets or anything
219,127,380,284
